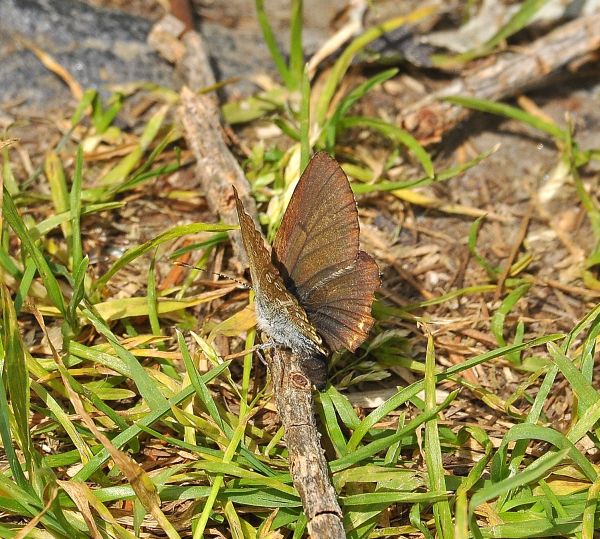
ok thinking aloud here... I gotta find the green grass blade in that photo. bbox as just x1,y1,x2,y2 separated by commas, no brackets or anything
255,0,293,88
323,68,399,151
3,188,66,314
2,145,19,195
94,222,236,291
352,145,496,195
455,427,494,493
332,391,459,473
147,253,161,339
318,390,347,457
73,362,230,481
327,385,361,431
346,335,561,451
30,380,94,464
92,92,124,134
485,0,550,49
582,478,600,539
424,335,453,538
14,258,36,315
470,448,569,516
193,410,250,538
490,283,531,363
288,0,304,89
0,342,28,488
44,151,70,240
299,64,310,172
443,96,567,141
0,246,20,277
66,255,89,329
99,104,168,186
176,329,227,434
468,216,499,279
81,303,168,411
71,88,96,126
343,490,447,507
1,285,34,476
338,115,433,178
496,423,598,482
33,202,122,239
567,398,600,444
547,342,599,409
70,146,84,269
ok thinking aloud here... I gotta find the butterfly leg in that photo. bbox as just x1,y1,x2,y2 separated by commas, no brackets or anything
255,341,275,351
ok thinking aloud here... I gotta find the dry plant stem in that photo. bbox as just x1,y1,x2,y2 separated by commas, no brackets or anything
169,0,195,33
403,12,600,142
270,349,346,538
178,31,218,97
307,0,367,77
177,28,251,266
179,87,256,268
494,204,532,301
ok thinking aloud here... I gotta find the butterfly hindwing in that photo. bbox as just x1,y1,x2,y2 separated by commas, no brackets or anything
302,251,379,351
273,153,380,352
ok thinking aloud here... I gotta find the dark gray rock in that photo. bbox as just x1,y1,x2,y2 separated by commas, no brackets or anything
0,0,177,107
0,0,271,110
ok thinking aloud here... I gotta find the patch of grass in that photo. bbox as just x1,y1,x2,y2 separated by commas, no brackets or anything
2,2,600,538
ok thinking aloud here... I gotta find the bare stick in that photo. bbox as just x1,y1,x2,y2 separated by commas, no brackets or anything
176,32,345,539
270,349,345,537
179,87,255,269
402,13,600,143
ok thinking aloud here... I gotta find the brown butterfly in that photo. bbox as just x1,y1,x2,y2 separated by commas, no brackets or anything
233,152,380,388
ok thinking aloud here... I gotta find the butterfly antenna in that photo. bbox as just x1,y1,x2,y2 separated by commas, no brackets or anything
173,261,251,289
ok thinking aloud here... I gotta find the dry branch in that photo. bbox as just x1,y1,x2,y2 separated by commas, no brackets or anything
176,31,345,538
402,12,600,143
270,350,345,537
179,87,253,268
148,15,249,266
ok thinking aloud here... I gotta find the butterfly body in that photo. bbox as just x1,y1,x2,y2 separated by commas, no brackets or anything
253,286,326,358
234,152,380,388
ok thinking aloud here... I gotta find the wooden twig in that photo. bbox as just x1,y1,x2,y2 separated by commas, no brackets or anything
179,86,253,268
270,349,345,537
176,31,345,538
147,16,248,265
169,0,195,33
402,12,600,143
494,203,533,302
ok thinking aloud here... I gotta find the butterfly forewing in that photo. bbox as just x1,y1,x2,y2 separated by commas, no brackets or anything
232,186,324,353
273,152,380,353
233,186,279,295
272,153,359,292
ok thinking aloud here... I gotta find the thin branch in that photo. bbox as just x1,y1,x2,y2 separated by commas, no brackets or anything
179,86,253,269
270,349,345,537
402,12,600,143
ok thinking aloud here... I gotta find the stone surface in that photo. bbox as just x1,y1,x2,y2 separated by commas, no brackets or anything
0,0,278,110
0,0,173,107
